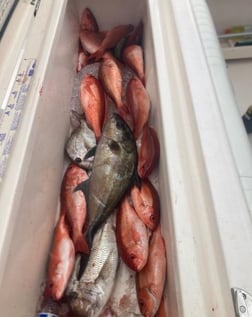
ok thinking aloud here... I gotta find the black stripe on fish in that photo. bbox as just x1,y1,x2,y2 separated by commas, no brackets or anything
84,146,97,160
77,227,95,280
74,179,89,197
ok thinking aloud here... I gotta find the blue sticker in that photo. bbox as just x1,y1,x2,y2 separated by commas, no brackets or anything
37,313,58,317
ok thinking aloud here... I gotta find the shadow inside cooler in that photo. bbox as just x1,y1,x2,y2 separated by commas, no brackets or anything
0,1,178,316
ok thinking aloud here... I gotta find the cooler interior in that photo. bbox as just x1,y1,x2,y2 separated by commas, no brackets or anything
0,0,239,316
0,0,176,316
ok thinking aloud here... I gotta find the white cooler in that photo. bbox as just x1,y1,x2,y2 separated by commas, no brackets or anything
0,0,251,316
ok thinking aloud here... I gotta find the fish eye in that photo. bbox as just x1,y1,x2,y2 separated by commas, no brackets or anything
116,120,124,130
150,215,155,222
75,157,82,163
108,140,120,152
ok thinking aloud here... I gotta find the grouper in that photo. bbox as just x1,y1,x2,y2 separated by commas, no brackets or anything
75,112,138,278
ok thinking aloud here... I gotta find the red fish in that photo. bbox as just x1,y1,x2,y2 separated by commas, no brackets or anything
99,57,124,110
138,125,160,178
136,225,166,317
123,45,145,85
155,297,167,317
126,76,151,139
116,195,149,272
76,50,89,73
79,30,105,54
130,179,160,231
80,8,99,32
90,24,134,61
79,74,106,140
45,214,75,301
61,163,89,254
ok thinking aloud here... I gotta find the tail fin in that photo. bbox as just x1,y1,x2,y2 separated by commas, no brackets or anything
73,234,89,254
88,48,104,62
119,104,134,131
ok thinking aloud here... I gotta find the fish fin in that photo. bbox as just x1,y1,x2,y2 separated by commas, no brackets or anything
84,146,97,159
77,253,90,280
113,37,127,60
74,235,90,254
78,159,93,171
77,228,95,280
88,48,104,62
133,171,142,189
74,179,89,197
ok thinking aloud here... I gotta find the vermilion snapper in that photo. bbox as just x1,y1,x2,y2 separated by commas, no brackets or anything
99,57,124,110
130,178,160,231
79,30,105,55
126,76,151,139
60,163,89,254
44,214,75,301
79,74,106,140
90,24,134,61
136,225,166,317
80,8,99,32
116,195,150,272
123,44,145,85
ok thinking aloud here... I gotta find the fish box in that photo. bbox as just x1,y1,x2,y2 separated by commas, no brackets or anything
0,0,244,316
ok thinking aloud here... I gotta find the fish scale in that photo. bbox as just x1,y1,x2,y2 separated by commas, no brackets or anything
67,216,119,317
81,222,116,283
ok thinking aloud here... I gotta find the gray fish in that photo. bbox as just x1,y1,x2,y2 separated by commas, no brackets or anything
67,216,119,317
100,259,143,317
76,113,138,250
66,119,96,170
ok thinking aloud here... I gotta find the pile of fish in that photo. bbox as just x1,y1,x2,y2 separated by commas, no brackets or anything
38,7,167,317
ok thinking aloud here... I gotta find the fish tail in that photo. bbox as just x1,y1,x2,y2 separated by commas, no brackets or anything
88,48,104,62
119,104,134,131
119,103,129,116
73,234,90,254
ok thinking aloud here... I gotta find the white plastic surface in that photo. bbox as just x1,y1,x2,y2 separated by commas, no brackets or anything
171,0,252,301
0,0,243,316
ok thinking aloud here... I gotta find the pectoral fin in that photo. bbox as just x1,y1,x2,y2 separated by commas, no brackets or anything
74,179,89,198
84,146,97,159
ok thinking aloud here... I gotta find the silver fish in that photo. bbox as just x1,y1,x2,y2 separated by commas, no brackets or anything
65,119,96,170
100,259,143,317
67,216,119,317
76,113,138,250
